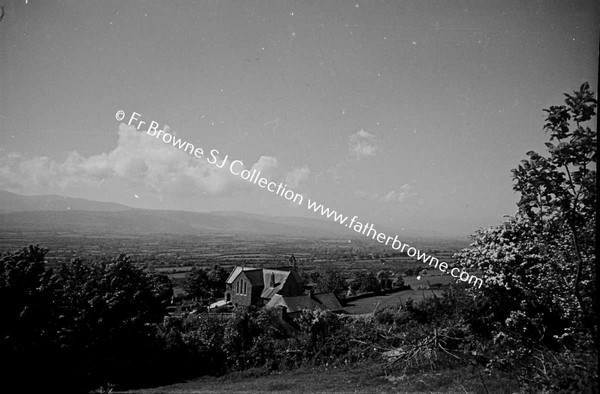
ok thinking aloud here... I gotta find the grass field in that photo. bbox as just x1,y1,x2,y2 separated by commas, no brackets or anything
403,273,458,288
114,361,519,393
344,288,446,314
344,274,454,314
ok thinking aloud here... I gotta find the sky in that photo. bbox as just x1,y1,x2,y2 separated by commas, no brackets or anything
0,0,598,238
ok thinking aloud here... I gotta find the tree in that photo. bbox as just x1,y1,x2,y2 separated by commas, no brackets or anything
455,83,597,390
313,267,346,295
376,270,391,289
0,245,55,350
149,272,174,307
404,267,420,276
458,83,596,337
361,271,381,293
184,266,210,299
1,247,172,392
0,245,60,390
511,82,596,344
207,264,229,298
393,272,405,288
352,270,381,294
52,253,172,389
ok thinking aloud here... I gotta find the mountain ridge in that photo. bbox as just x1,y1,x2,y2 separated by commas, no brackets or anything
0,190,353,238
0,189,132,212
0,190,464,242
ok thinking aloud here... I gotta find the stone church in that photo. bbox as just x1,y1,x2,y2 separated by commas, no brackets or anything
223,255,343,314
224,264,305,307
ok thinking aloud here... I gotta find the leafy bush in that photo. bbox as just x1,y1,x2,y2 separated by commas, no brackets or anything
0,247,174,392
454,82,597,392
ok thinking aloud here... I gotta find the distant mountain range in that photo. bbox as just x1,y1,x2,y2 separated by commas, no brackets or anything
0,190,357,238
0,190,466,243
0,190,131,212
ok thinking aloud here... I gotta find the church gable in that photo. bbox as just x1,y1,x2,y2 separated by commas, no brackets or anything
224,263,304,307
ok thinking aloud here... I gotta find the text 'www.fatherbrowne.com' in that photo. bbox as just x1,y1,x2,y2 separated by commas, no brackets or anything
119,110,484,289
305,200,483,289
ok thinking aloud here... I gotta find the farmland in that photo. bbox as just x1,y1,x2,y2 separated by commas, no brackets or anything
0,229,467,269
0,230,468,268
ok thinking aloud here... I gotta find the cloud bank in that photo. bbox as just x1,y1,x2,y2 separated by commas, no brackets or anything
0,124,306,197
356,183,417,204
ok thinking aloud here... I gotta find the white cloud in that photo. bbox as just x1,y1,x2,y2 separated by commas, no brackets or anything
356,184,417,204
354,190,370,199
349,128,378,159
285,166,310,188
251,156,278,174
329,128,380,182
0,123,279,197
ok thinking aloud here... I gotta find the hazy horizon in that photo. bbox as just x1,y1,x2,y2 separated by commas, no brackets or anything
0,189,471,241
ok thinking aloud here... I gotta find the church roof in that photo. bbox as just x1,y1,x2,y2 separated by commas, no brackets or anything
259,269,289,298
226,266,261,284
265,293,344,313
226,265,305,299
244,269,265,286
312,293,344,311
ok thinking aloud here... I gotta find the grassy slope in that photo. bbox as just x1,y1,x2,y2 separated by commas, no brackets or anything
344,289,446,314
344,274,454,314
115,362,520,394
